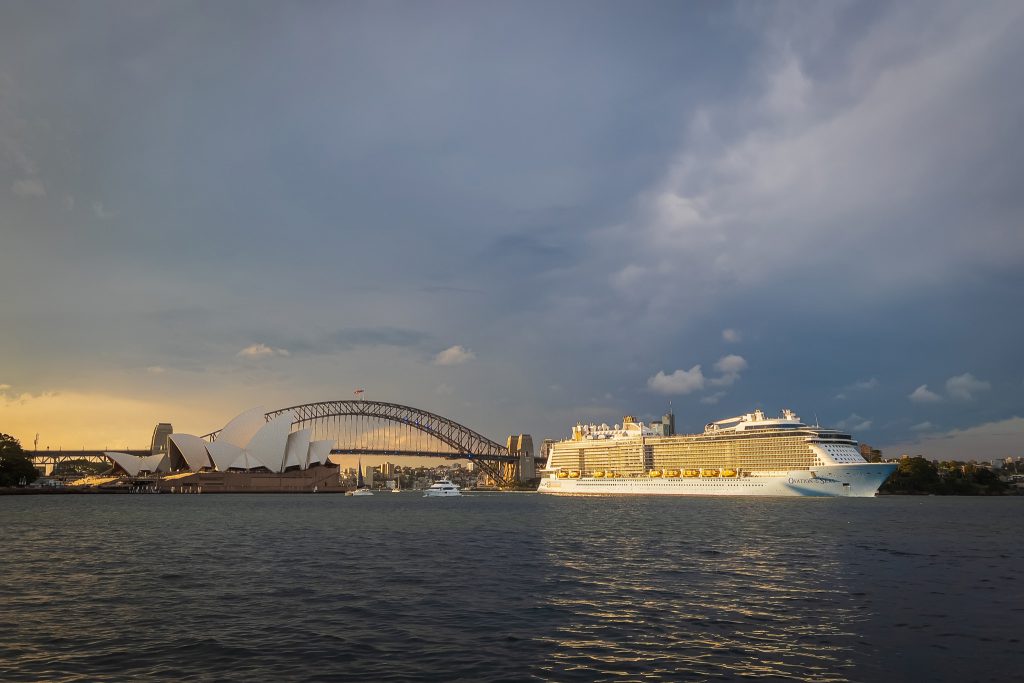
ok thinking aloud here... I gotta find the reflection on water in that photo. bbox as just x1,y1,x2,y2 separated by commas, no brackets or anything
538,498,861,681
1,494,1021,681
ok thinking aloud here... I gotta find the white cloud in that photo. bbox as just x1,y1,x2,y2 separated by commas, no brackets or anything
909,384,942,403
908,374,991,403
838,377,879,399
435,383,454,395
145,366,166,374
836,413,872,432
237,343,290,359
722,328,741,343
12,178,45,197
0,383,11,392
945,372,990,401
648,354,745,397
709,354,747,387
714,354,747,375
434,345,475,366
92,201,115,219
647,365,705,395
911,421,935,432
595,2,1024,309
700,391,726,405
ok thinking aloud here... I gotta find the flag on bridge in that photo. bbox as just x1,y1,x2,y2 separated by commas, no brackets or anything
354,388,365,399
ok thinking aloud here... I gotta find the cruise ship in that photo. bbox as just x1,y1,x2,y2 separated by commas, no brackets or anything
538,409,896,497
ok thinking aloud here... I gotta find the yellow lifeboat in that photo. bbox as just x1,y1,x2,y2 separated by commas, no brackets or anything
683,469,700,478
665,469,681,478
648,469,662,478
569,471,581,479
605,471,616,478
556,470,568,479
721,468,738,477
593,470,605,478
701,468,720,477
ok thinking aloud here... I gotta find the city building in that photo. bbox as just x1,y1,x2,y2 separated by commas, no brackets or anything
859,443,883,462
648,411,676,437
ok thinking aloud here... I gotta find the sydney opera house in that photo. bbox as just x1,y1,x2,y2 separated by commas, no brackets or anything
104,408,344,492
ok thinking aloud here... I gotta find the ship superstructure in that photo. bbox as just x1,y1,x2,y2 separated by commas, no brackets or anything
539,409,896,497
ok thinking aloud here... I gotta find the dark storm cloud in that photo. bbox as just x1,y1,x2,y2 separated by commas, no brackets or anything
485,231,571,271
1,1,1022,454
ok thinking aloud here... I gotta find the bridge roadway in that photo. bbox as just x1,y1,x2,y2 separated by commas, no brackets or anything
27,450,147,476
331,448,515,461
29,449,149,462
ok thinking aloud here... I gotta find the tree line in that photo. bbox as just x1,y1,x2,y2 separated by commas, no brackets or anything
880,455,1009,495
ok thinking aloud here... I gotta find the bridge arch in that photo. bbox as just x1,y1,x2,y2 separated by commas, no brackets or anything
205,400,520,485
268,400,512,460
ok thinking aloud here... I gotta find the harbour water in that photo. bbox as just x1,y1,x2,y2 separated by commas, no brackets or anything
2,494,1021,681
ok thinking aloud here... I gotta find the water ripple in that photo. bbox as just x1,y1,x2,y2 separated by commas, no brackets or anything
1,494,1022,681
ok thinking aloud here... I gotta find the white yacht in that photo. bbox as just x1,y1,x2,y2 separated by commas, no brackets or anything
346,458,374,496
423,478,461,497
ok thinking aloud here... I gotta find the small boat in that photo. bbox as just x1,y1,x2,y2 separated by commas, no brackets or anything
423,478,461,497
557,471,569,479
593,470,605,478
346,458,374,495
569,471,581,479
721,468,738,477
665,469,681,478
701,468,720,477
648,469,662,477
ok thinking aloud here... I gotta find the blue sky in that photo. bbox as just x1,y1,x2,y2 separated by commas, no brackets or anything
2,0,1022,459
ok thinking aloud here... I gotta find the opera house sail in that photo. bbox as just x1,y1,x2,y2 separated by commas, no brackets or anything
104,407,344,492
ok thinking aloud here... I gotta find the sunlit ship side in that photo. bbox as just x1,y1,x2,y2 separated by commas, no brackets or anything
538,409,896,497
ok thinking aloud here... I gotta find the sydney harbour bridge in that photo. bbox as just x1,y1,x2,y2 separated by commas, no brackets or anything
30,399,539,488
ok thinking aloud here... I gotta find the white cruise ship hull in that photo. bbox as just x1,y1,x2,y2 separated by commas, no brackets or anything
537,463,897,498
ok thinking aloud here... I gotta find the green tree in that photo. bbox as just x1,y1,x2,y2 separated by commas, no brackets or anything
881,455,941,494
53,458,110,477
969,466,1007,495
0,433,39,487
